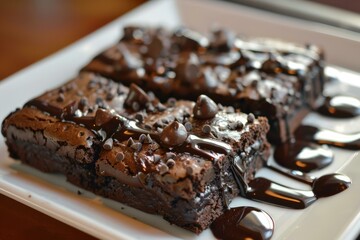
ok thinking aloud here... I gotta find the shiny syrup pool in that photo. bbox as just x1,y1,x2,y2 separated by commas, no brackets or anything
210,207,274,240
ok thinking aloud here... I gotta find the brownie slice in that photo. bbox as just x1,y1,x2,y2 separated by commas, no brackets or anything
1,73,129,190
1,73,270,233
81,26,325,143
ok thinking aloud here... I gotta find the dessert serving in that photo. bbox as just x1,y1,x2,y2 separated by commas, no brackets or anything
1,72,270,233
1,25,356,239
82,26,325,144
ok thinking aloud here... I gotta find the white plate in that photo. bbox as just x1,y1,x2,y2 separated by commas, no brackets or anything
1,0,360,239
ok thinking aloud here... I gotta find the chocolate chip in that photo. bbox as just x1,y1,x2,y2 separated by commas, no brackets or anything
78,97,89,111
144,124,152,130
184,122,192,131
153,154,161,163
176,53,201,83
193,95,218,119
158,163,169,175
165,152,176,160
155,120,164,128
56,93,65,102
132,102,140,111
167,98,177,107
116,152,125,161
122,26,144,41
131,142,142,152
147,35,166,59
247,113,255,123
139,134,146,143
118,43,141,69
226,106,235,114
201,67,218,89
127,137,135,147
59,87,66,93
202,124,212,134
228,88,237,96
166,159,175,168
160,121,188,147
156,103,166,112
236,121,244,130
103,138,113,150
210,28,235,52
144,134,153,144
261,54,282,74
106,92,115,101
174,28,208,51
135,112,144,123
97,99,107,109
124,84,151,111
145,102,155,112
186,166,193,175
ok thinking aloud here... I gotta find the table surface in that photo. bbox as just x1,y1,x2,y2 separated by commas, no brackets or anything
0,0,358,239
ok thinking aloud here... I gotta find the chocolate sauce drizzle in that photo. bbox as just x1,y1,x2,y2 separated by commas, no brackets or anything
295,125,360,150
24,71,355,239
210,207,274,240
316,95,360,118
273,140,333,172
25,98,232,161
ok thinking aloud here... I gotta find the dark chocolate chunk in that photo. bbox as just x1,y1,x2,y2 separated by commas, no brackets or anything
193,95,218,119
95,109,113,127
124,84,151,110
160,121,188,147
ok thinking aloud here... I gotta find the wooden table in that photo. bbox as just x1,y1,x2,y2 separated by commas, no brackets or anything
0,1,145,239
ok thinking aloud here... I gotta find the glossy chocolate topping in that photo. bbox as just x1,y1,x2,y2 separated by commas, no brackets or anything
273,140,333,172
295,125,360,150
210,207,274,240
316,95,360,118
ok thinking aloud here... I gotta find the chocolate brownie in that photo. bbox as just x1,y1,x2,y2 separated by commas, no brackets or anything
81,26,325,143
1,72,270,233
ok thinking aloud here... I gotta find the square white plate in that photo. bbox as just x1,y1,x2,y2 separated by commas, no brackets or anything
1,0,360,239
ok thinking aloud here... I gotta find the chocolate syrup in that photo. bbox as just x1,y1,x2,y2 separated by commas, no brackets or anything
246,177,317,209
265,165,351,198
273,140,333,172
210,207,274,240
316,95,360,118
295,125,360,150
26,97,233,160
312,173,351,198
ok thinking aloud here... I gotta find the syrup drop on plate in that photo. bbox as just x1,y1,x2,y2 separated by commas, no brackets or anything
274,140,334,172
312,173,351,198
316,95,360,118
210,207,274,240
295,125,360,150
